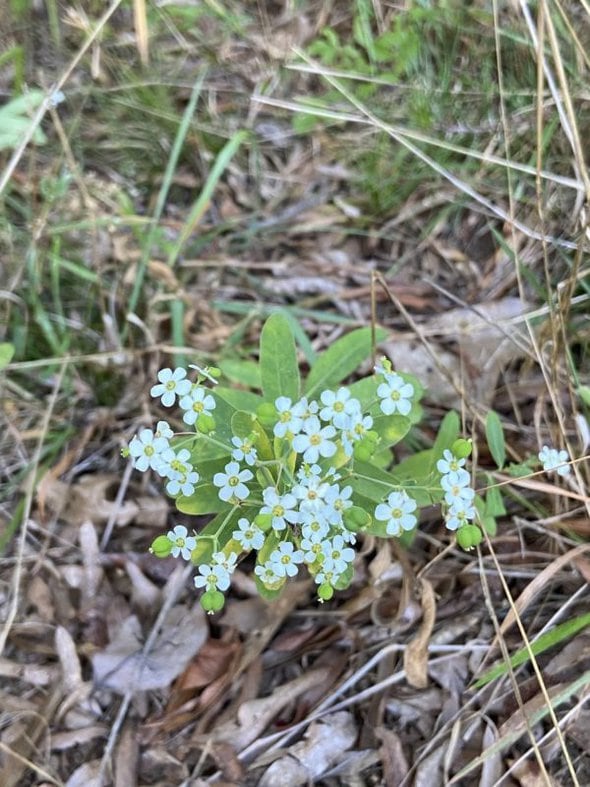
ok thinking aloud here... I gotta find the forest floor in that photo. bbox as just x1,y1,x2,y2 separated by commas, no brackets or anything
1,2,590,785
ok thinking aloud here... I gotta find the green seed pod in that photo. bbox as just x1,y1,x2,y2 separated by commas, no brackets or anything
197,414,216,434
150,535,172,558
451,438,472,459
200,589,225,614
318,583,334,601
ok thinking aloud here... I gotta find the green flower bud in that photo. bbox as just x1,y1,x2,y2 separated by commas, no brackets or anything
208,366,222,379
200,589,225,614
451,438,472,459
353,442,373,462
150,535,172,558
257,402,278,427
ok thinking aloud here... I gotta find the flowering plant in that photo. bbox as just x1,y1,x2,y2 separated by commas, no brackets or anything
126,313,570,613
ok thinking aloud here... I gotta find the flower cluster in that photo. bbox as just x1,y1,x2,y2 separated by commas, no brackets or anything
538,445,571,477
437,449,476,531
132,362,423,610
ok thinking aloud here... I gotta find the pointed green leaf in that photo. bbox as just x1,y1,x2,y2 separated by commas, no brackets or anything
0,343,15,371
259,312,300,403
485,410,506,469
305,327,386,397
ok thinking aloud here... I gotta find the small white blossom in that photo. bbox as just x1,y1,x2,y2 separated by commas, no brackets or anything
268,541,304,578
322,534,355,574
441,471,475,506
436,449,466,475
445,498,476,531
323,484,353,524
300,512,330,543
212,551,238,574
342,413,374,456
150,367,191,407
128,428,170,472
155,420,174,440
375,490,418,536
300,536,325,563
377,373,414,416
178,386,216,426
254,562,282,585
260,487,300,531
166,468,200,497
231,435,258,466
233,518,265,550
273,397,304,438
539,445,571,477
291,416,337,464
293,396,320,423
319,387,361,429
166,525,196,560
194,562,231,592
213,461,253,502
292,467,330,512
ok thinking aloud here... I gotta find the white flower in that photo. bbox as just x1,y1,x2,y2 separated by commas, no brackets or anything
166,468,200,497
273,397,304,438
292,396,319,423
375,491,418,536
291,416,337,464
194,562,231,592
231,436,258,466
322,534,355,574
260,487,300,531
341,413,374,456
539,445,571,477
212,551,238,574
166,525,196,560
445,498,476,531
213,461,253,502
128,428,170,472
156,447,193,480
300,512,330,543
254,562,282,586
150,367,191,407
178,386,216,426
300,536,325,564
323,484,353,524
441,471,475,506
292,467,330,512
377,373,414,416
314,568,340,587
155,420,174,440
319,387,361,429
233,518,265,550
436,449,466,475
268,541,304,578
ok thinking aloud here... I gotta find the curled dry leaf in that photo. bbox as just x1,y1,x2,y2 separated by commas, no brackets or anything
257,711,357,787
403,578,436,689
92,605,207,694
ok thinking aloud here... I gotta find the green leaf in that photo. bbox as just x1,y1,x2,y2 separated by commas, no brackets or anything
214,385,262,413
429,410,460,472
259,312,300,403
219,358,262,390
231,411,273,461
0,343,15,370
305,327,386,396
372,414,411,448
484,484,506,518
473,613,590,688
485,410,506,469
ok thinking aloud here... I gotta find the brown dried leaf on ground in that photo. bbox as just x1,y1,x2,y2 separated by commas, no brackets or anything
256,711,357,786
381,296,532,407
92,604,208,694
40,473,167,528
